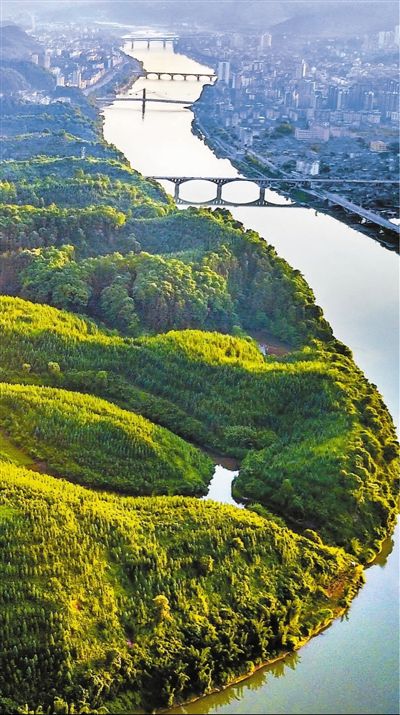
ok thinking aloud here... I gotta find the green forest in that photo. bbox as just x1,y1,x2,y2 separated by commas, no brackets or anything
0,57,398,715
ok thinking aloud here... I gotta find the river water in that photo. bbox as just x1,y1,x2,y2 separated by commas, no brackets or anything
103,42,399,715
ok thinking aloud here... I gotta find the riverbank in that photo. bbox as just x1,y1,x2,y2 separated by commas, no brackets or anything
191,103,399,251
162,572,363,714
107,564,363,715
166,49,397,252
101,43,399,715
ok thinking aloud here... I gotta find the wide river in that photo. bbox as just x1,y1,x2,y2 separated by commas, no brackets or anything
103,42,399,715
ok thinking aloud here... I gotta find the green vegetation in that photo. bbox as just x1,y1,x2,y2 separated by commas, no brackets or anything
0,59,398,714
0,463,362,713
0,297,397,559
0,382,212,495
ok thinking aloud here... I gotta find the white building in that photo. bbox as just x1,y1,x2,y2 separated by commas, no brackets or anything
71,69,82,87
217,61,230,84
43,50,51,69
259,33,272,50
295,125,330,142
296,160,320,176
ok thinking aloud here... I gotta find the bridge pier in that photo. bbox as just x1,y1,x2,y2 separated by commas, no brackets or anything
259,187,266,205
174,182,181,201
216,184,223,202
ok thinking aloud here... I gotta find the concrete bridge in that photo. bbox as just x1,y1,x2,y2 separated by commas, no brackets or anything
148,176,302,207
144,70,216,81
147,176,400,233
125,36,178,49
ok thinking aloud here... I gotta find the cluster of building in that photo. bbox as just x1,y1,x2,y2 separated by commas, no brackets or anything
211,36,399,147
30,26,125,90
178,27,398,211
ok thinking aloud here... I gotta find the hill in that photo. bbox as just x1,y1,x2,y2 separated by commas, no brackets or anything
0,462,362,714
0,24,41,60
0,382,213,495
6,1,397,34
0,296,397,560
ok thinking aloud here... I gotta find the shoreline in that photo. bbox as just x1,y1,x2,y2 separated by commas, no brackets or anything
190,108,399,252
173,45,398,252
111,567,363,715
98,46,398,715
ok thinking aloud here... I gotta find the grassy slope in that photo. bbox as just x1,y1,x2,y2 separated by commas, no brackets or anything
0,462,362,713
0,296,397,559
0,382,213,496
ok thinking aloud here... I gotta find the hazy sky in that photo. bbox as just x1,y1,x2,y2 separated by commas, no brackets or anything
2,1,398,35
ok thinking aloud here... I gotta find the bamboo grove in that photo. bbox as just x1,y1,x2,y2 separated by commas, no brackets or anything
0,68,398,715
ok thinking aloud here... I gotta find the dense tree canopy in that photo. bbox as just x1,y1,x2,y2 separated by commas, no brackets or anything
0,463,362,713
0,68,398,715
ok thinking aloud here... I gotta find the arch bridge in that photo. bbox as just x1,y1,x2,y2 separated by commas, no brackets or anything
147,177,400,233
144,70,216,82
148,176,304,207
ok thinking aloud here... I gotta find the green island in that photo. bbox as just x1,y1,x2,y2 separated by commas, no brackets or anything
0,67,398,715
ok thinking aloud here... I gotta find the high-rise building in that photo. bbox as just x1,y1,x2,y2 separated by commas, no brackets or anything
31,53,39,65
231,33,244,49
395,25,400,45
217,61,230,84
327,86,348,111
71,69,82,87
259,33,272,51
363,91,375,111
378,30,393,48
348,84,365,110
43,50,51,70
295,60,307,79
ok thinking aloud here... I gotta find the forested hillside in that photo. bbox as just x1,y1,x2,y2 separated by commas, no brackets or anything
0,49,398,715
0,297,397,559
0,464,363,714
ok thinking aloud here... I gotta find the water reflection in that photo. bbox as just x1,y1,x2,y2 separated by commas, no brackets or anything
103,44,399,715
202,454,241,508
169,653,302,714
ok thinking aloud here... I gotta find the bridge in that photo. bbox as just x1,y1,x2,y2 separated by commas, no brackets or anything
144,70,216,81
125,36,178,49
147,176,400,233
96,96,190,106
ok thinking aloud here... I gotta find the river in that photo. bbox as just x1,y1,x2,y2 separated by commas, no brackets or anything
103,41,399,715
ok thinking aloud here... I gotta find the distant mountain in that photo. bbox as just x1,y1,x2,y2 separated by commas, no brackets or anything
0,24,55,94
0,23,41,60
2,0,398,35
270,1,398,37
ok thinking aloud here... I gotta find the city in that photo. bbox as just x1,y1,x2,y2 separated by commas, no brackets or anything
177,26,399,218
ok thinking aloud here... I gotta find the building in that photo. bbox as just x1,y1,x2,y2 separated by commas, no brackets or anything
43,50,51,70
295,125,330,141
328,86,349,111
259,33,272,51
231,33,244,49
296,159,320,175
217,61,230,84
370,140,387,152
295,60,307,79
71,69,82,87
